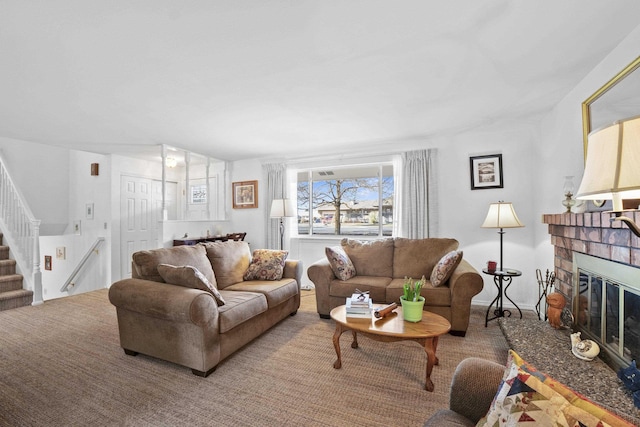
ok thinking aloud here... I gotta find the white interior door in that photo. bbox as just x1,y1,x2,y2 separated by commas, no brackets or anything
119,176,178,278
120,176,154,278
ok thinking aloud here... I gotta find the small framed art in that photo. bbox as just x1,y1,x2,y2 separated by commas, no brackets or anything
232,180,258,209
470,154,503,190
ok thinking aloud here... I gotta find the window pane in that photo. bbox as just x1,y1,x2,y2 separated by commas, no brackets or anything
296,164,393,236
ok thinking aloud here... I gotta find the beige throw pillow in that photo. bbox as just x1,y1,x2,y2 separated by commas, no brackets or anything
157,264,225,306
203,241,251,289
243,249,288,281
430,250,462,287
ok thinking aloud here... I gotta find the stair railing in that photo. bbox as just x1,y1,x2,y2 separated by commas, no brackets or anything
0,151,42,304
60,237,105,293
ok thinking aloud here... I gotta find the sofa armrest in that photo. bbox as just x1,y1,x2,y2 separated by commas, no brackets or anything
449,357,504,423
283,259,303,288
447,259,483,334
307,258,336,317
109,278,219,327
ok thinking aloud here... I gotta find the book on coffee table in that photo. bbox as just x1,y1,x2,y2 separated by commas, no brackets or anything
345,297,373,318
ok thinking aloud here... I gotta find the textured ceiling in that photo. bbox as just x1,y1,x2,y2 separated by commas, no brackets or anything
1,1,639,162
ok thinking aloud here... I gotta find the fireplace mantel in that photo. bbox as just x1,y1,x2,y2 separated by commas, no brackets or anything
543,210,640,299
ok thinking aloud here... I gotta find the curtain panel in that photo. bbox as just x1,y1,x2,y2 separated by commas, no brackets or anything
263,163,286,249
399,149,438,238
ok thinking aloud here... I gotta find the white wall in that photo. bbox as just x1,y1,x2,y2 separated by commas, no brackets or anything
0,137,69,235
535,25,640,273
228,158,268,251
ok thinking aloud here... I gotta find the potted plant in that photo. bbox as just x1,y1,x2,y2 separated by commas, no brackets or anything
400,276,426,322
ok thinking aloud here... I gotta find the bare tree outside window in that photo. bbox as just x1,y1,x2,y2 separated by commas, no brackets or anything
296,165,394,236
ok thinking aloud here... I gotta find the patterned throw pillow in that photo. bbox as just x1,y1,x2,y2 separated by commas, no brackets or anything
477,350,634,427
157,264,225,306
325,246,356,281
430,250,462,287
243,249,288,281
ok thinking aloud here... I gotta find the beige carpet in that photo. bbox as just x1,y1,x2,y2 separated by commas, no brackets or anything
0,289,526,426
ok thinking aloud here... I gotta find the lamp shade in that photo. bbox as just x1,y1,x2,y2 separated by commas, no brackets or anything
481,202,524,229
576,115,640,211
270,198,296,218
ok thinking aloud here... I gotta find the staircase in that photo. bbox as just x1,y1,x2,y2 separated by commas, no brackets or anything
0,233,32,311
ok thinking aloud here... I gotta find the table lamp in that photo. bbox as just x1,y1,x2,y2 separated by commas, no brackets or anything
481,201,524,272
576,115,640,237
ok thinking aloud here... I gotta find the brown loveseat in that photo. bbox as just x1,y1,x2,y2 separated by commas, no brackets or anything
307,238,482,336
108,241,302,377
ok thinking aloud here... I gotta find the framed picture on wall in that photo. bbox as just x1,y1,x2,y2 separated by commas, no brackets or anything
470,154,503,190
232,180,258,209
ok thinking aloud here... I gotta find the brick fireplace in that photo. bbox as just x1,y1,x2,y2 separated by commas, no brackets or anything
543,210,640,299
543,210,640,369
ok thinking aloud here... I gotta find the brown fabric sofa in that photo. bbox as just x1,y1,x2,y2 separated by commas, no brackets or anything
307,237,482,336
108,241,302,377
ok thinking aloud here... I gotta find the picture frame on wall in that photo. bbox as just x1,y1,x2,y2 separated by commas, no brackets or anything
470,154,503,190
232,180,258,209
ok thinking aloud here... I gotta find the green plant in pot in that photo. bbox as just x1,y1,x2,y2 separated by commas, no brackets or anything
400,276,426,322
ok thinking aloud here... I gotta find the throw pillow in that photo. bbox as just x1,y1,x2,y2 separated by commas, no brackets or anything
157,264,225,306
476,350,634,427
243,249,288,281
203,241,252,289
325,246,356,281
430,250,462,287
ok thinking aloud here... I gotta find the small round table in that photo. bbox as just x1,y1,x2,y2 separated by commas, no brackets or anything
482,268,523,326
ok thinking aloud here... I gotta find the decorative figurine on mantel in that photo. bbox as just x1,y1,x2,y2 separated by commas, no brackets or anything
546,292,566,329
571,332,600,361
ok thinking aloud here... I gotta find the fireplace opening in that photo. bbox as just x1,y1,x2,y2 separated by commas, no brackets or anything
573,252,640,371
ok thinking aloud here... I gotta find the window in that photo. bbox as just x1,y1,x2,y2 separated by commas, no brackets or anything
296,164,394,236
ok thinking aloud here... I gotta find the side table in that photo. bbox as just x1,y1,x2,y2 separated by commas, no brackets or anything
483,268,522,326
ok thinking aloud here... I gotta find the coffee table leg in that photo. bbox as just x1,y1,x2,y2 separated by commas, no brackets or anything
422,337,437,392
332,323,345,369
351,330,358,349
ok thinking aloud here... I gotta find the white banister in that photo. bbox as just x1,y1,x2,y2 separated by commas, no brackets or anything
0,151,42,304
60,237,105,293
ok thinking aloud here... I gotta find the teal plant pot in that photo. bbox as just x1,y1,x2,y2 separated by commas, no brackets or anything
400,296,425,322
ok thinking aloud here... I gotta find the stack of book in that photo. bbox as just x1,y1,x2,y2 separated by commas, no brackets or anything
345,292,373,318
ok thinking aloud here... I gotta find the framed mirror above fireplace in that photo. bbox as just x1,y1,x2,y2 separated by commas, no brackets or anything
581,55,640,160
573,252,640,371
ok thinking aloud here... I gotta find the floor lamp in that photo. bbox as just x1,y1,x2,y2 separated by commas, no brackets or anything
270,198,296,250
481,201,524,271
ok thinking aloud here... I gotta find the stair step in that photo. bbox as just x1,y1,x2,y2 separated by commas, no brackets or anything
0,246,9,260
0,274,24,292
0,259,16,276
0,289,33,311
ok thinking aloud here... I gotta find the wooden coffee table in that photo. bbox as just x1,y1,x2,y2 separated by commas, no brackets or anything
330,304,451,392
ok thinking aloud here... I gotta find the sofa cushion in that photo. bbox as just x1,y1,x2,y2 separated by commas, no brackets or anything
392,238,459,279
203,241,251,289
325,246,356,280
225,278,298,308
217,291,268,333
341,238,394,277
477,350,633,427
132,245,215,284
243,249,288,281
430,250,463,287
156,264,225,306
329,276,391,303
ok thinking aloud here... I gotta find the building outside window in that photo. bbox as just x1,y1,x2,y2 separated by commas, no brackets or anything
296,164,393,236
